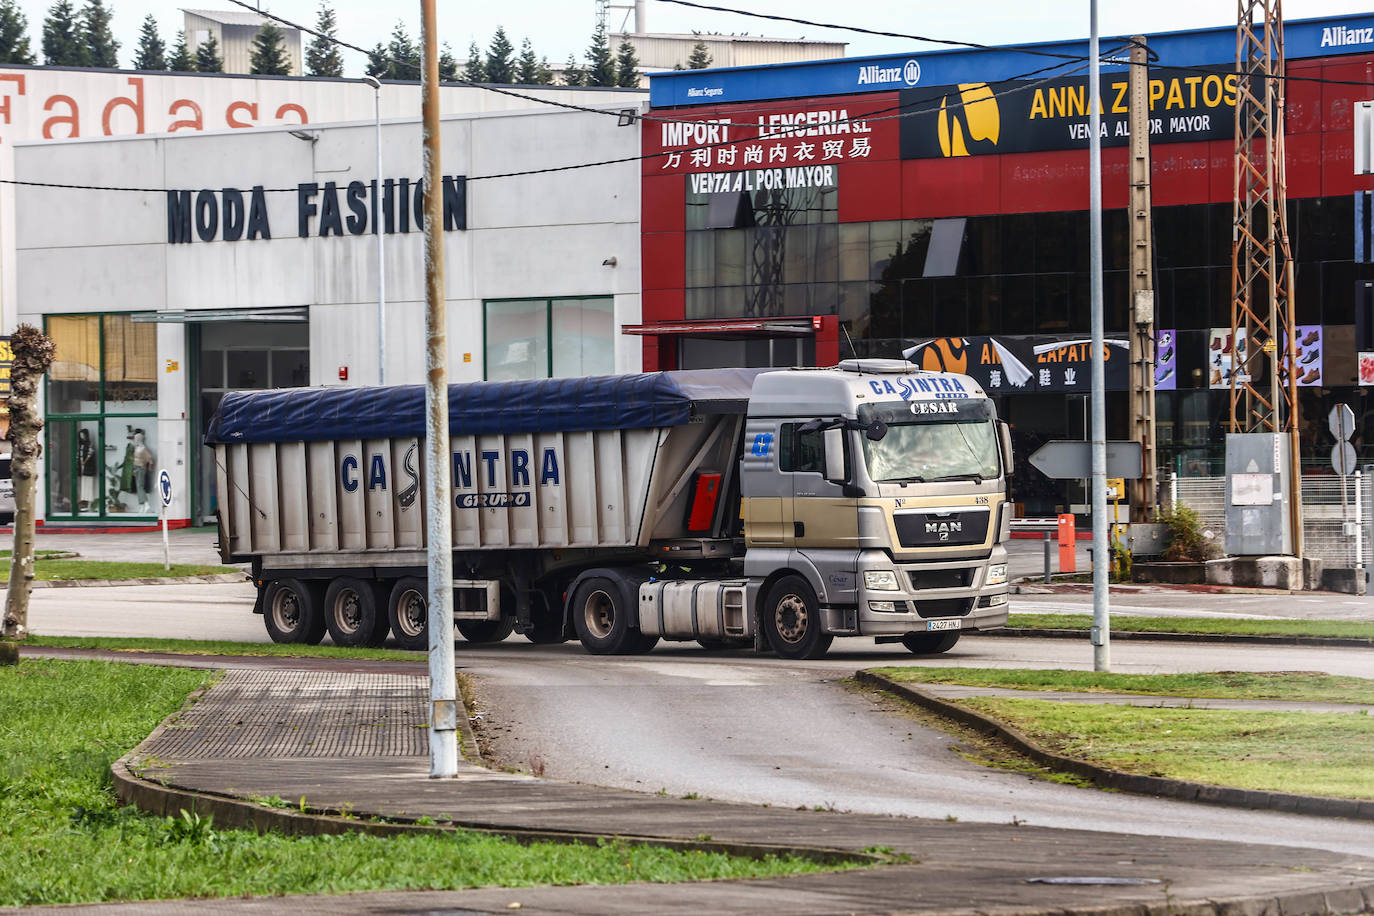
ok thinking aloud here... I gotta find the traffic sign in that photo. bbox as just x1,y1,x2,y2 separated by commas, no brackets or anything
1329,404,1356,442
1028,440,1144,480
1333,442,1358,476
158,468,172,508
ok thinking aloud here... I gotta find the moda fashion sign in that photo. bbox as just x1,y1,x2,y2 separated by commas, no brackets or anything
166,176,466,243
898,68,1239,159
907,335,1129,393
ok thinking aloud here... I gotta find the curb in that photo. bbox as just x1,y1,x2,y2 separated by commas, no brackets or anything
17,572,248,589
855,670,1374,823
984,627,1374,648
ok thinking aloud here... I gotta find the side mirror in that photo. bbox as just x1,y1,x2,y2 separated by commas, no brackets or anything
823,427,846,483
998,421,1014,482
865,420,888,441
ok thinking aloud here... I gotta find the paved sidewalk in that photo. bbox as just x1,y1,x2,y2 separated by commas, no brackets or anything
72,666,1374,915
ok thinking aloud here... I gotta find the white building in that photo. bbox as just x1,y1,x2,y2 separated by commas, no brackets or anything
13,103,643,527
184,9,304,76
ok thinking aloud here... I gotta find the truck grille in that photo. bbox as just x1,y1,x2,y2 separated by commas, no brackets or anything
914,597,975,618
908,569,972,590
894,510,989,548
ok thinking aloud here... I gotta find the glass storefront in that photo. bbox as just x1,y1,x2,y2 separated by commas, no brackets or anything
45,314,157,520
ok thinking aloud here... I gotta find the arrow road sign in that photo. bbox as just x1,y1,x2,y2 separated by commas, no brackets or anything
1028,440,1145,480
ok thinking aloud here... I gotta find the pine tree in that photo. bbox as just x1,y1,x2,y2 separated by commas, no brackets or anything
194,32,222,72
386,21,418,80
462,40,483,82
687,39,711,69
585,23,614,87
484,25,513,84
439,42,456,81
535,56,554,85
305,2,342,77
515,37,538,84
79,0,116,68
131,14,164,70
42,0,86,66
0,0,35,65
561,52,583,86
364,42,386,78
614,38,639,88
168,29,193,71
250,20,290,74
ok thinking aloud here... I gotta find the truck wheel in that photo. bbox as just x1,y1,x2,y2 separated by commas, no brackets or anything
456,617,515,644
324,577,388,648
388,577,429,651
264,578,326,645
571,576,638,655
901,631,961,654
762,575,833,660
628,631,660,654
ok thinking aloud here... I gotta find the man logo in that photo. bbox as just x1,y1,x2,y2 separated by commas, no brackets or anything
903,59,922,86
919,337,969,374
937,83,1000,157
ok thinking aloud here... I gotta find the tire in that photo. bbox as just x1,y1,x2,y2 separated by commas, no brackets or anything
571,576,639,655
901,631,961,654
697,637,750,651
324,577,388,648
762,575,833,660
628,631,660,654
456,617,515,643
388,576,429,651
263,578,326,645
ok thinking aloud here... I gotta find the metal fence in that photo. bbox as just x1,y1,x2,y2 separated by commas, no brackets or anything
1166,471,1365,570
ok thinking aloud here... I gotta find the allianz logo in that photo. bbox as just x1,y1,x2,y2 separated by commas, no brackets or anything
856,58,921,86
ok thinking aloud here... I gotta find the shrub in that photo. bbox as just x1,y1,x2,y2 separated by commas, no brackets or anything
1159,505,1217,561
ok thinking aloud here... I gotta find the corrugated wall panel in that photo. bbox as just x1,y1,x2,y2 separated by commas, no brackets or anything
307,441,339,551
363,439,395,550
452,433,480,549
392,438,424,549
279,441,310,551
249,443,280,553
337,438,366,550
567,432,598,545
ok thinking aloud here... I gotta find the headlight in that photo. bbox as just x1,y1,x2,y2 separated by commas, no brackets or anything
864,570,901,591
985,563,1008,586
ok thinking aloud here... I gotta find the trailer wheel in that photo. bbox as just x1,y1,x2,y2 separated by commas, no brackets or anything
263,578,326,645
571,576,638,655
900,631,961,654
456,617,515,644
387,577,429,651
762,575,833,660
324,577,388,648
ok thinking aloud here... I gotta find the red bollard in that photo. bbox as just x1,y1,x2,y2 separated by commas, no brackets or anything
1057,513,1076,573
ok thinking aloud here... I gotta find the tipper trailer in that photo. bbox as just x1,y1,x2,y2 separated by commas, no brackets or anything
207,358,1012,660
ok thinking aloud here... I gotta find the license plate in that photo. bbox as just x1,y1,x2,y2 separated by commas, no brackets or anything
927,618,962,631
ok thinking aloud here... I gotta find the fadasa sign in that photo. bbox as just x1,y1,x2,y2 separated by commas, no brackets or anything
166,176,466,243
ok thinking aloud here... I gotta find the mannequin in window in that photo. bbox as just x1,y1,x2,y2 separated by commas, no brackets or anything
77,429,97,511
132,429,155,513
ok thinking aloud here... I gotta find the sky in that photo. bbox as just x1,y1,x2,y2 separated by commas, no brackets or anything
10,0,1374,74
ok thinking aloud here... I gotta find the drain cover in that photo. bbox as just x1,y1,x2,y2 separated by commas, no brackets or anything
1027,877,1162,886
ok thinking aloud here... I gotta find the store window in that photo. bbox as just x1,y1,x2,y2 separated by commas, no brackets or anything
45,314,158,520
484,297,614,381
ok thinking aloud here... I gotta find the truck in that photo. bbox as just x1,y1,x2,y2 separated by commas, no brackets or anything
207,358,1012,660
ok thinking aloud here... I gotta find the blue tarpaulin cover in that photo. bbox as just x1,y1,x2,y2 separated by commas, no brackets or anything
205,369,767,444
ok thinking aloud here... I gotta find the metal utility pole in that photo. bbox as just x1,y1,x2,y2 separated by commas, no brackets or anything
1128,37,1157,523
362,75,385,385
1088,0,1110,672
1229,0,1302,556
420,0,457,778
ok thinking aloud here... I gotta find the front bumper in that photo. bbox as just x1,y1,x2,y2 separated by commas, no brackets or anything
832,546,1010,636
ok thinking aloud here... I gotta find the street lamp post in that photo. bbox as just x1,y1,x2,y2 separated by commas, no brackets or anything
363,75,385,385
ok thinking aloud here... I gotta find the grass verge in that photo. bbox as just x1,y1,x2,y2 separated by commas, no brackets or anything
30,559,242,581
27,635,422,661
868,667,1374,704
1007,612,1374,641
961,697,1374,799
0,658,857,907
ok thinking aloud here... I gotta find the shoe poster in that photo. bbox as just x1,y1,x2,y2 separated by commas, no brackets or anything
1208,327,1248,389
1155,329,1176,391
1291,325,1322,387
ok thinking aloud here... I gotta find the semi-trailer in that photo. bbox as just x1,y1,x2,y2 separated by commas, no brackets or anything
207,358,1012,660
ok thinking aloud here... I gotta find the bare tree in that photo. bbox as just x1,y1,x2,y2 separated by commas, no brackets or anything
2,324,55,665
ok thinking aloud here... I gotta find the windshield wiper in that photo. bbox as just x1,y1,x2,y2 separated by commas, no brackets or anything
880,475,927,484
930,473,986,483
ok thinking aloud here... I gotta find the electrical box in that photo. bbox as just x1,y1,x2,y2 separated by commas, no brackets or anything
1224,433,1291,556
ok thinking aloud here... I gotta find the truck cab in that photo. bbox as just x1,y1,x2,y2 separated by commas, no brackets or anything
739,358,1011,659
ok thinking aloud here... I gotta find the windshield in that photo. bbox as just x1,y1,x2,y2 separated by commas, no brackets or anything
860,415,1001,483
